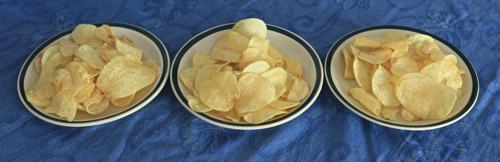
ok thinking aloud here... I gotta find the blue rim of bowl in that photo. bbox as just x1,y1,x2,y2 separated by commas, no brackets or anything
325,25,479,128
17,23,170,124
171,23,322,126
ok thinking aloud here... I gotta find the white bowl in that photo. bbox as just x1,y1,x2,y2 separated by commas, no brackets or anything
325,25,479,131
17,23,170,127
170,23,323,130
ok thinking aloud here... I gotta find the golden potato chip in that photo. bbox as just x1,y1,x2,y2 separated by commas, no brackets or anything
54,69,72,92
198,80,233,112
97,56,131,91
59,38,78,57
218,30,250,52
408,34,445,61
354,37,381,48
267,45,285,67
86,97,109,115
143,58,161,76
420,55,462,90
210,45,242,63
372,66,400,107
222,65,233,71
77,45,105,69
342,47,355,80
396,73,457,119
349,87,381,116
287,78,309,102
86,38,105,48
95,24,115,44
390,56,419,76
353,57,373,91
243,107,286,124
350,46,392,64
381,106,400,121
268,99,300,110
115,38,142,61
186,94,211,112
192,52,216,66
48,90,78,121
74,83,95,103
238,48,260,68
248,36,270,53
194,64,224,91
261,67,288,98
96,43,121,62
217,109,241,122
179,66,200,93
212,71,239,99
34,54,42,74
100,61,156,99
83,89,103,109
41,46,60,69
121,36,137,47
71,24,97,44
110,94,135,107
242,60,270,74
232,18,267,39
401,109,418,121
285,57,303,78
235,73,276,113
381,41,409,52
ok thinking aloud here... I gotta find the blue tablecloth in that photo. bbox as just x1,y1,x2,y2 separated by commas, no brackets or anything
0,0,498,161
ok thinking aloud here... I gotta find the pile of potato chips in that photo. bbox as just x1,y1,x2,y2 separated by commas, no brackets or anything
344,32,464,121
180,18,310,124
26,24,160,121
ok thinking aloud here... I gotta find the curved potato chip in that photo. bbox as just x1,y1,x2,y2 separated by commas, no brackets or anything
74,83,95,103
354,37,381,48
186,95,211,112
59,38,78,57
350,87,381,116
401,109,418,121
408,34,445,61
194,64,224,91
216,109,240,122
372,66,400,107
267,45,285,67
179,66,200,93
86,97,109,115
34,54,42,74
243,107,286,124
77,45,105,69
192,52,216,66
390,56,419,76
102,62,156,99
232,18,267,39
261,67,288,98
96,43,121,62
95,24,115,44
420,55,462,90
83,89,103,108
342,47,355,79
285,57,303,78
396,73,457,119
381,41,409,52
54,69,73,92
351,46,392,64
41,46,60,69
71,24,97,44
210,45,241,63
287,78,309,102
353,57,373,91
110,94,135,107
381,106,401,121
248,36,270,53
242,60,270,74
115,38,142,61
236,73,276,113
86,38,105,48
268,99,300,110
198,80,233,112
50,90,78,121
97,56,132,92
238,48,260,68
212,71,239,99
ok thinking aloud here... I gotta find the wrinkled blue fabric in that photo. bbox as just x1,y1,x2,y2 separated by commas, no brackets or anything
0,0,499,161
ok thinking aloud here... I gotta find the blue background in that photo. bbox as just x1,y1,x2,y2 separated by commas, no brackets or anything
0,0,499,161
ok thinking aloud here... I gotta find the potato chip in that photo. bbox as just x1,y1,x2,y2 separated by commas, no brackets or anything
95,24,115,44
342,47,355,79
198,80,233,111
210,45,242,63
390,56,419,76
96,56,131,91
217,109,241,122
121,36,137,47
349,87,381,116
401,109,418,121
287,78,309,102
261,67,288,98
354,37,381,48
41,46,60,69
248,36,270,53
86,38,105,48
179,66,200,93
210,31,249,62
71,24,97,44
268,99,300,110
222,65,233,71
243,107,286,124
232,18,267,39
372,66,400,107
396,73,457,119
34,54,42,74
77,45,105,69
54,69,72,92
49,90,78,121
186,94,211,112
267,45,285,67
115,38,142,61
236,73,276,113
408,34,445,61
194,64,223,91
110,94,135,107
420,55,462,90
381,106,400,121
192,51,216,66
86,97,109,115
96,43,121,62
353,57,373,91
143,58,161,76
99,60,156,99
212,71,239,99
59,38,78,57
242,60,270,74
350,46,392,64
381,41,409,52
83,89,103,109
285,57,303,78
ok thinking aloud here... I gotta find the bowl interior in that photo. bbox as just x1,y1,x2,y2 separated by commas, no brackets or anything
175,26,320,125
329,28,475,126
22,26,165,122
